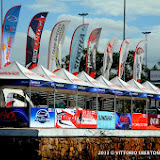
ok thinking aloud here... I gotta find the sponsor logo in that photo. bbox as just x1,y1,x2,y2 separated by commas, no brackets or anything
49,75,59,78
133,123,147,126
0,111,17,122
71,78,81,82
136,47,144,55
98,115,112,121
37,73,44,77
107,43,112,55
0,71,19,75
32,15,46,63
150,118,159,125
5,25,15,32
78,86,86,90
7,15,18,22
119,116,129,124
5,36,13,60
24,72,37,76
2,43,6,51
31,81,40,85
35,109,50,123
56,83,64,87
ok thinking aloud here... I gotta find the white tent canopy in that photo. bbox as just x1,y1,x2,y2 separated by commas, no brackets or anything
142,81,160,94
32,65,72,85
77,71,109,89
96,75,122,91
110,76,143,93
0,61,52,92
54,68,93,87
0,61,49,81
127,79,157,95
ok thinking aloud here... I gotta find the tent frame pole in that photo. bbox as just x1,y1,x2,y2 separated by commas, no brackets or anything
29,80,32,127
131,97,133,130
47,92,49,108
114,95,116,113
76,89,78,110
96,94,98,111
114,95,117,129
131,97,133,115
54,87,56,109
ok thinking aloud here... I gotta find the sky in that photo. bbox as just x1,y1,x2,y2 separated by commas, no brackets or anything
2,0,160,69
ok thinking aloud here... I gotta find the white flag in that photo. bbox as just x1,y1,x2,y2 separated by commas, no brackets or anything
118,38,132,79
103,36,119,79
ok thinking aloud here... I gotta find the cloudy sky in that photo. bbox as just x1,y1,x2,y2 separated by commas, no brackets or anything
2,0,160,69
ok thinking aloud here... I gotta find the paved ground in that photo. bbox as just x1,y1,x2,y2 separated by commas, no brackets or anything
0,128,160,137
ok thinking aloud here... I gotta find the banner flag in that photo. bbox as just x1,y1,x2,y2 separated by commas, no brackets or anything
30,108,55,128
0,107,29,127
48,20,70,72
133,40,146,83
85,27,102,78
132,113,147,130
103,36,119,80
0,5,21,69
97,111,115,129
118,38,132,78
68,24,88,75
115,112,132,129
25,12,48,70
76,110,97,128
55,109,77,128
147,114,160,130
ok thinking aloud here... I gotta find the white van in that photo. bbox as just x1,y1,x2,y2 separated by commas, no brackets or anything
2,88,34,107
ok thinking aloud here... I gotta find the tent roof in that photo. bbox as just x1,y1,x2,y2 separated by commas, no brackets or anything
0,61,49,81
110,76,143,93
96,75,121,90
32,65,73,84
142,81,160,94
77,71,109,89
127,79,157,95
54,68,93,87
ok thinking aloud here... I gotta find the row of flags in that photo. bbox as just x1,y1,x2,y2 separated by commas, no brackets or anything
0,5,147,84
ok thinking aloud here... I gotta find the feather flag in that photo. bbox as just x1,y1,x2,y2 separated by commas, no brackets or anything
103,36,119,80
68,24,89,75
25,12,48,70
133,39,146,83
86,28,102,78
48,20,70,72
118,38,132,79
0,5,21,69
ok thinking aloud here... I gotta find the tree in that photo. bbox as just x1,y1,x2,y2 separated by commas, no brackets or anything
62,48,150,82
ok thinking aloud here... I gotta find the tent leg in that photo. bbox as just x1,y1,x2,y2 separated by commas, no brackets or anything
75,91,78,110
54,87,56,109
29,81,32,127
67,94,69,107
146,99,149,113
114,95,116,113
84,96,87,110
114,95,117,130
47,93,49,108
23,90,27,107
131,98,133,114
96,95,98,111
0,87,5,108
146,99,149,129
131,98,133,130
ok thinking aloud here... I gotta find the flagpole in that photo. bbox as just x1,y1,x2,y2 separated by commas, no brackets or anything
123,0,126,81
1,0,3,29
